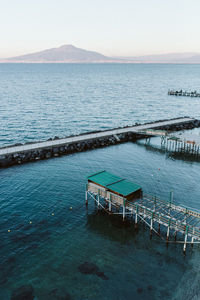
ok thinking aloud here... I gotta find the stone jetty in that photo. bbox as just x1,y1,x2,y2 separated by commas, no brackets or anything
0,117,200,168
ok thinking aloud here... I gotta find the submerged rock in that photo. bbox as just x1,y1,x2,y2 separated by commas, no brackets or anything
137,287,143,294
11,285,34,300
96,271,109,280
78,262,108,280
48,288,71,300
78,262,98,275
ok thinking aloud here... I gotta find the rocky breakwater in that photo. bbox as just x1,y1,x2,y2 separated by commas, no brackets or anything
156,118,200,131
0,118,200,168
0,131,139,168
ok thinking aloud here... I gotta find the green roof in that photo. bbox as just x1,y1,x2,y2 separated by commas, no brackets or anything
87,171,142,197
107,179,141,196
87,170,121,186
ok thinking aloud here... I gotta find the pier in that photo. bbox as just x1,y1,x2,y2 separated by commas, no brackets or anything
168,90,200,97
86,171,200,254
138,128,200,157
0,117,200,168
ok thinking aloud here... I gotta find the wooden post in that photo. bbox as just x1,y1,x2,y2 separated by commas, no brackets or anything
85,190,88,207
167,219,171,241
123,198,125,221
131,207,133,217
174,221,177,241
109,194,112,212
150,212,154,237
158,213,160,233
135,205,138,228
191,228,194,247
85,184,88,207
183,225,188,254
97,189,100,208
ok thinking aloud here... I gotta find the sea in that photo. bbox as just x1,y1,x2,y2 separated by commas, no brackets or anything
0,63,200,300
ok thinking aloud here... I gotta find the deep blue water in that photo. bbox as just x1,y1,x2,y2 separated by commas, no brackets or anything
0,64,200,300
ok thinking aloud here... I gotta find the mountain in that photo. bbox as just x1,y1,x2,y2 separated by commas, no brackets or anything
116,52,200,63
2,45,118,63
1,45,200,63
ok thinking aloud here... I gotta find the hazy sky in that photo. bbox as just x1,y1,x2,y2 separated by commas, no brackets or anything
1,0,200,58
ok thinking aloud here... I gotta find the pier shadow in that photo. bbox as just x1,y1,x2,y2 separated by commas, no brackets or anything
86,210,145,244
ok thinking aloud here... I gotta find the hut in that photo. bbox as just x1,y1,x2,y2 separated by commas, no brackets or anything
87,170,142,206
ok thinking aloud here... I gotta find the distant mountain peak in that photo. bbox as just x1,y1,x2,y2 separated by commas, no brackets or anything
4,44,112,63
58,44,76,49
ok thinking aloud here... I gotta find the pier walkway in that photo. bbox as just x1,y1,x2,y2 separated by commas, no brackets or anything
0,117,195,156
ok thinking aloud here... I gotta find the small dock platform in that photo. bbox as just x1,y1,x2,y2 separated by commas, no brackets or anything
86,171,200,254
168,90,200,97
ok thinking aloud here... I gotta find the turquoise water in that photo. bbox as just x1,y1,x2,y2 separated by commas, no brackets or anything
0,64,200,299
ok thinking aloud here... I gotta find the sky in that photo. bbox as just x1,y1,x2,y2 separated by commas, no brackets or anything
1,0,200,58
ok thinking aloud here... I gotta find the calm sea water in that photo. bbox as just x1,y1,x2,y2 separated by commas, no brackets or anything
0,64,200,300
1,63,200,147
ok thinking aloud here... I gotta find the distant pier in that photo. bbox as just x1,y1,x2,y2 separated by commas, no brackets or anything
168,90,200,97
0,117,200,168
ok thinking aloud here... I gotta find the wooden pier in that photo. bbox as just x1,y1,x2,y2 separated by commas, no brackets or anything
168,90,200,97
86,171,200,254
138,128,200,157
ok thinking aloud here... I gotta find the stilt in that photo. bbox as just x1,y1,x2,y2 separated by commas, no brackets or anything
191,228,195,247
85,190,88,207
150,212,153,237
123,198,125,221
97,190,100,209
183,226,188,254
158,216,160,234
135,205,138,228
131,207,133,217
174,221,178,241
167,219,171,242
109,194,112,212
